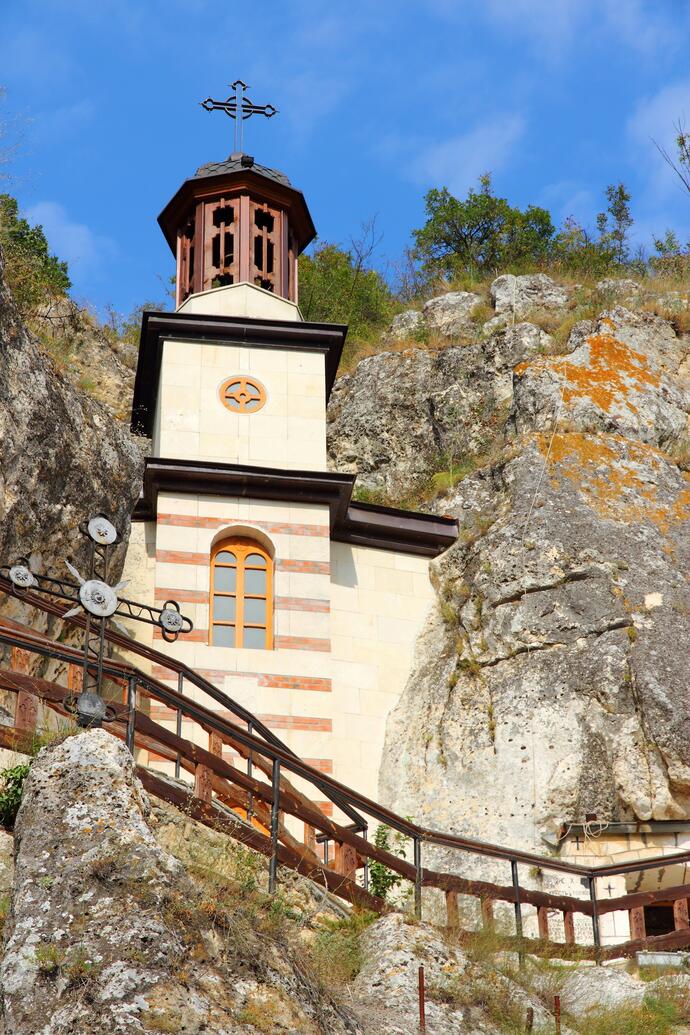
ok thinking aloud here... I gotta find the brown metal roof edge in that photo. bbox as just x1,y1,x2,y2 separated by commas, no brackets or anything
130,310,348,438
133,458,458,557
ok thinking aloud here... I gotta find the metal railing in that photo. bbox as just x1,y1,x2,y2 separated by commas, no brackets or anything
1,586,689,960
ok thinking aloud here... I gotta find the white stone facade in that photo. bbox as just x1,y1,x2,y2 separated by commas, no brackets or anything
123,282,439,807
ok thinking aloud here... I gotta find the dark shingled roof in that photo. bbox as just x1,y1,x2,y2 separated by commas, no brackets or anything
193,153,291,187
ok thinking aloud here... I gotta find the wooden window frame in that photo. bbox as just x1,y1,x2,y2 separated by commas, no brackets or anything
210,537,273,650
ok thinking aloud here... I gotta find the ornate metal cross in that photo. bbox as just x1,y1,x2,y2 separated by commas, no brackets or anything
1,514,193,728
200,79,278,153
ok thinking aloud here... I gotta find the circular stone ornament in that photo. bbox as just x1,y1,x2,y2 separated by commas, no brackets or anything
9,563,37,589
159,604,184,633
79,579,118,617
87,515,118,545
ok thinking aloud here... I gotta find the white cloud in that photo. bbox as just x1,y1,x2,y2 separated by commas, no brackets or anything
427,0,681,55
406,114,526,195
627,78,690,198
23,201,115,283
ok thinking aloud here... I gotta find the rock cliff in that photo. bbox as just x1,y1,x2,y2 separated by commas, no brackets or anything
0,245,142,641
1,731,358,1034
329,278,690,862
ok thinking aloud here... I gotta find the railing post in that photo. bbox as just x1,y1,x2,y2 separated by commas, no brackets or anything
511,859,524,965
588,875,601,964
268,758,281,894
11,647,37,733
418,964,426,1032
563,910,575,945
674,898,689,930
414,836,423,920
362,823,369,893
125,677,136,754
175,673,184,779
246,720,254,824
445,890,459,930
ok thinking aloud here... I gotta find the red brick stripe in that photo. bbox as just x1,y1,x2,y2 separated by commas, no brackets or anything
148,704,331,732
158,513,329,537
152,628,208,643
155,587,208,604
257,673,331,693
276,559,330,574
274,635,330,653
275,596,330,613
150,666,332,692
153,628,330,653
156,550,208,566
157,550,329,574
153,590,329,613
220,747,333,773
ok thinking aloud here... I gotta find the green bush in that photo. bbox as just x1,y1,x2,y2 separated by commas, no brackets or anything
0,193,70,313
298,238,394,361
413,174,555,280
369,824,409,901
0,763,30,827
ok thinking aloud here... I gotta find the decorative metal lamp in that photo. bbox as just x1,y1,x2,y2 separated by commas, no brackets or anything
2,514,193,729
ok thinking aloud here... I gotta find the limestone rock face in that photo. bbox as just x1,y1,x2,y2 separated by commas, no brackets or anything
33,297,138,422
490,274,568,318
378,300,690,868
511,307,690,451
327,322,549,497
0,731,358,1035
382,309,424,344
422,291,483,336
596,277,641,298
351,914,555,1034
0,246,142,611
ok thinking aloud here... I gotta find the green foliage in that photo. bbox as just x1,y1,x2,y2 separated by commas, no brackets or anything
413,174,555,279
369,824,408,901
584,996,682,1035
0,763,30,827
299,234,394,357
0,193,70,313
307,910,376,988
597,182,634,265
650,229,690,279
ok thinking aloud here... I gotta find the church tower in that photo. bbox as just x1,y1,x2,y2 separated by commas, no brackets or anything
124,85,456,804
159,151,314,308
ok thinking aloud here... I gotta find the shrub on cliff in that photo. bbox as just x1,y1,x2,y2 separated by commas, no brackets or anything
0,193,70,314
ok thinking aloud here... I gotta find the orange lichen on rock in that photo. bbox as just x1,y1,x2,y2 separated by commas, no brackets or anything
537,432,690,533
518,333,661,415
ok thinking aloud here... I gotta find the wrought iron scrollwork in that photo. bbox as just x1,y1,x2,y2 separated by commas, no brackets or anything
0,514,194,727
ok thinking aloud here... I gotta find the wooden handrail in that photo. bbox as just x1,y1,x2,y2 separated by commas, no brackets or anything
4,593,690,960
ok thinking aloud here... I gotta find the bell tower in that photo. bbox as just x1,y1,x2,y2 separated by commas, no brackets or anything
159,153,315,308
158,81,315,309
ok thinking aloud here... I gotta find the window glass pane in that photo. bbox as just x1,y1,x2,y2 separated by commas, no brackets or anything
212,624,235,647
214,595,236,621
214,566,237,592
224,381,242,394
244,598,266,624
246,553,267,568
244,398,262,412
244,569,266,595
216,551,236,564
243,626,266,649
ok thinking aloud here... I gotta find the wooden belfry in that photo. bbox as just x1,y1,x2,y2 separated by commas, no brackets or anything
158,82,315,307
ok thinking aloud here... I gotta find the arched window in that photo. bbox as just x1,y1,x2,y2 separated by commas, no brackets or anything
210,537,273,649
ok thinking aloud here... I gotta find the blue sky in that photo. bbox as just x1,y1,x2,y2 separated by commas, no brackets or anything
1,0,689,316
